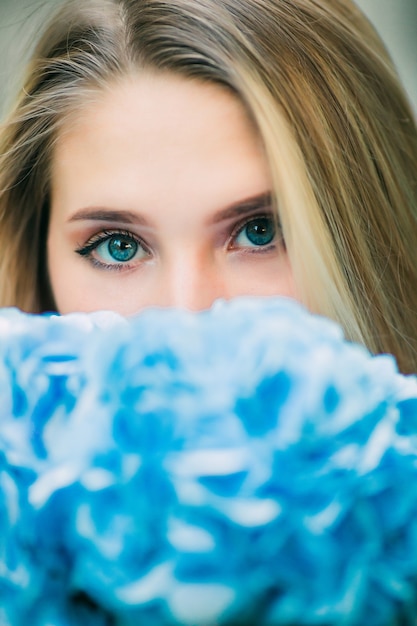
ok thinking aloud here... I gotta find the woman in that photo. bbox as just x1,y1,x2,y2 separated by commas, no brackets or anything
0,0,417,372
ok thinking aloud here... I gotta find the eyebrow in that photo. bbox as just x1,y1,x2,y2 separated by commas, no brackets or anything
209,191,273,224
67,191,273,226
68,208,147,225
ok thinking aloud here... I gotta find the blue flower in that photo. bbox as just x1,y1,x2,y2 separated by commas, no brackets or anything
0,297,417,625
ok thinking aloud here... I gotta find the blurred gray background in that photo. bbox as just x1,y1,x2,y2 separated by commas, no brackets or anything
0,0,416,119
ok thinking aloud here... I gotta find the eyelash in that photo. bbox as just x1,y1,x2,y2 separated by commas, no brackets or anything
75,213,282,270
229,212,282,253
75,229,147,271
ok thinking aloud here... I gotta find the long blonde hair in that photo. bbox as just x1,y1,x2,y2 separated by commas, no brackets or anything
0,0,417,372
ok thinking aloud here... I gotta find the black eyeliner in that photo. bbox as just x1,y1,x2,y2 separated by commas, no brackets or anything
75,228,144,257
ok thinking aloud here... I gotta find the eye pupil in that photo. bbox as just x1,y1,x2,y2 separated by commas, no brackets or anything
108,236,138,262
245,218,275,246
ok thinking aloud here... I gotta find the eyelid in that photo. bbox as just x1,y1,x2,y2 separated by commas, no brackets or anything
74,228,152,273
227,210,281,250
75,228,148,257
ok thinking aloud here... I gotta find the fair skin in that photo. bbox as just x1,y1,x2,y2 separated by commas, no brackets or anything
48,72,296,314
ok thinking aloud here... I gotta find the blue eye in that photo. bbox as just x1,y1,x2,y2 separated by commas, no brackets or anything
99,235,138,263
76,231,149,267
234,216,276,248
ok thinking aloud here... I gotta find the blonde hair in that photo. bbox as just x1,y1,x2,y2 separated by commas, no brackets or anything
0,0,417,372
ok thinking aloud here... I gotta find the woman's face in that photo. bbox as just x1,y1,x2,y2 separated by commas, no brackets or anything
48,73,296,314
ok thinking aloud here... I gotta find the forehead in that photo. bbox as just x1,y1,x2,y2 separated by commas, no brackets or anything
55,71,260,150
50,72,270,217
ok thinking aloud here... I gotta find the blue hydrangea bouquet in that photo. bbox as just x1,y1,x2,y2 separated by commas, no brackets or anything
1,297,417,626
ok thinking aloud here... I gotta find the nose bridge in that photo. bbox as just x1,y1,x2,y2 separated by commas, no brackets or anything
163,248,226,311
